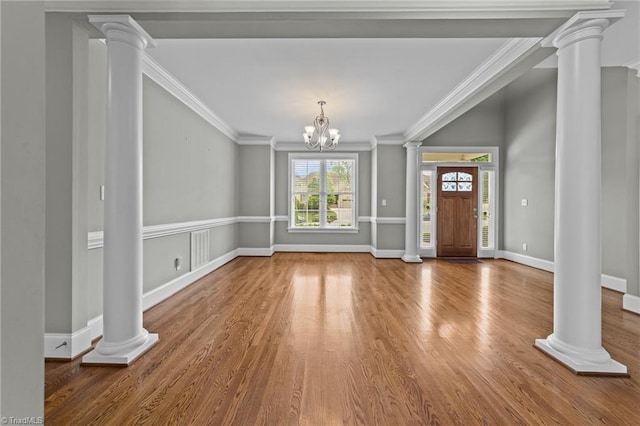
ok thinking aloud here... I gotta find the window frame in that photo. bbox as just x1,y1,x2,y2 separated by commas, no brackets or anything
288,152,359,233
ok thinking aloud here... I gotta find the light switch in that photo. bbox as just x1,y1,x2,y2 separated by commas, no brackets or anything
100,185,105,201
382,199,387,206
521,198,528,207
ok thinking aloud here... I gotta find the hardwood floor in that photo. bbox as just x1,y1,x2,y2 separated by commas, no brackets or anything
45,253,640,425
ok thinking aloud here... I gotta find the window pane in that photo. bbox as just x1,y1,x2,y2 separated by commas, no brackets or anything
421,171,433,248
457,172,473,181
293,160,321,193
442,172,457,182
326,199,353,227
442,182,456,191
326,160,353,192
481,171,493,249
294,194,320,227
458,182,472,191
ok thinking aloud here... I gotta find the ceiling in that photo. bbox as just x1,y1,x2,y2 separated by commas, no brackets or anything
147,38,508,142
139,0,638,145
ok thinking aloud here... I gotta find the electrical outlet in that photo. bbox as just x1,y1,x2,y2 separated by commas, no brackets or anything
522,243,528,251
382,199,387,206
521,198,528,207
174,256,183,271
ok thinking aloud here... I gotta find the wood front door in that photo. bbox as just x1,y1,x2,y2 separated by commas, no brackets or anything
437,167,478,257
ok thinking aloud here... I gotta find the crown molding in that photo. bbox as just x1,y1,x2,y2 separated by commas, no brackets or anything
236,135,276,147
274,141,373,151
371,135,406,147
45,1,612,15
625,59,640,78
142,53,239,142
403,37,544,141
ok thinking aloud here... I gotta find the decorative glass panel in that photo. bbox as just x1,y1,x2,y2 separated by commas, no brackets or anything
481,171,493,249
458,182,472,191
421,171,433,248
442,182,456,191
442,172,457,182
457,172,473,182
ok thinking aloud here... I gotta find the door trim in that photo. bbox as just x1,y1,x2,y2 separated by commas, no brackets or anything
418,146,499,258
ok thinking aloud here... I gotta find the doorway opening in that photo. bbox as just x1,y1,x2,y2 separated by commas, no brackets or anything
419,147,498,258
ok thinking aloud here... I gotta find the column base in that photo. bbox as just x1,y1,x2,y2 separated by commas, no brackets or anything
82,333,159,366
534,338,628,376
401,254,423,263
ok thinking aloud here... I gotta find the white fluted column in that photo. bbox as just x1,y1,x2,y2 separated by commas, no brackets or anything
83,16,158,365
535,11,626,375
402,141,422,263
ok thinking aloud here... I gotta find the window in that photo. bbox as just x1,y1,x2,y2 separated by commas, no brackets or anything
289,153,357,231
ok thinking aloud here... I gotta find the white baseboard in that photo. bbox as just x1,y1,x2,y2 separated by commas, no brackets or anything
498,250,627,293
86,249,239,344
370,248,404,258
88,315,103,341
44,326,92,359
498,250,554,272
273,244,371,253
601,274,627,293
623,294,640,315
237,247,275,256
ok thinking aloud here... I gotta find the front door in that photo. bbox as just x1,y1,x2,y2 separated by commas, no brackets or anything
437,167,478,257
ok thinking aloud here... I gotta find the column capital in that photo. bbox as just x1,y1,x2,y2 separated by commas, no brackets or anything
542,10,624,50
89,15,156,50
402,141,422,150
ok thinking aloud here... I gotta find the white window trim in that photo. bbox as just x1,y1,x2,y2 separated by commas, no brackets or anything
418,146,499,258
288,152,359,233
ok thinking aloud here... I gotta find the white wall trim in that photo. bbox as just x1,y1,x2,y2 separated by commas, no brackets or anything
236,135,276,147
498,250,628,293
370,248,404,258
237,216,272,223
404,37,543,141
274,141,373,152
372,135,406,146
274,244,371,253
45,1,611,14
44,326,92,360
498,250,554,272
87,249,239,342
375,217,406,225
237,247,275,256
274,215,288,222
143,249,238,311
358,216,373,223
623,294,640,315
601,274,627,293
88,217,238,249
625,59,640,78
142,54,239,141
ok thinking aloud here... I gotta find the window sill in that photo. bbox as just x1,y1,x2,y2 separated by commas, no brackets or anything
287,227,360,234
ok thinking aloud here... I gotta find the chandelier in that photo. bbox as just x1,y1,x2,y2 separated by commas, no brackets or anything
303,101,340,151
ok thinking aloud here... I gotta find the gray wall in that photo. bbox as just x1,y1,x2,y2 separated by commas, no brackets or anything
372,145,406,251
503,69,556,261
501,67,635,280
85,40,239,321
626,70,640,296
237,145,272,249
45,14,90,335
423,89,506,250
1,1,45,418
601,68,630,278
273,150,372,246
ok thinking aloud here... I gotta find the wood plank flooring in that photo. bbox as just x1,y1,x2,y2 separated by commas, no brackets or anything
45,253,640,425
